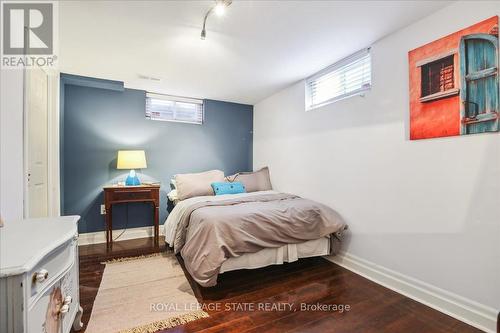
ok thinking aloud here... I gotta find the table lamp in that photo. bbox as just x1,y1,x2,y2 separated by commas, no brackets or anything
117,150,147,186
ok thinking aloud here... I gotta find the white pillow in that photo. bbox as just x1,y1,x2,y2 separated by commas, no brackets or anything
167,189,178,200
167,189,179,204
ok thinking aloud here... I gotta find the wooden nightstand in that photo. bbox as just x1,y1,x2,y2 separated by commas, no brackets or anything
103,184,160,246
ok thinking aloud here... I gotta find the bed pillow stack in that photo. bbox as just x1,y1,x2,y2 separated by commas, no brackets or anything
170,167,273,202
175,169,225,200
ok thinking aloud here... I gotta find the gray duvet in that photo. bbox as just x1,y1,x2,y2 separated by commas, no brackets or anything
173,192,346,287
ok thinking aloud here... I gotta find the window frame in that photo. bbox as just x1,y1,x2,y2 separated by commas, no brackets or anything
305,48,372,111
420,55,454,98
145,92,204,125
416,49,459,103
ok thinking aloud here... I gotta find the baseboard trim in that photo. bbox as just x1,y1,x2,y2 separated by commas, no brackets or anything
78,226,164,246
326,252,497,333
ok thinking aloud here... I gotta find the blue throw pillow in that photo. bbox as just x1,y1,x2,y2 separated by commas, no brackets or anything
211,182,246,195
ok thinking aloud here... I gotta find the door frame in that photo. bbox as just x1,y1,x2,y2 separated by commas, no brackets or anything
459,33,499,135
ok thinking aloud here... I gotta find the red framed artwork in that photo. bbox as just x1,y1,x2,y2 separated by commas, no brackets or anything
409,16,499,140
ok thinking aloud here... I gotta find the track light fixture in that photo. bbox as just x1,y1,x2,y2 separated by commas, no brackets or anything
201,0,232,40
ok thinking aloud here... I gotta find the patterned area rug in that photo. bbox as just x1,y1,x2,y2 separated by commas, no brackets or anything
85,252,208,333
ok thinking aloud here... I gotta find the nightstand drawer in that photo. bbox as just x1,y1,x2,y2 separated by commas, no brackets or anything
112,189,152,201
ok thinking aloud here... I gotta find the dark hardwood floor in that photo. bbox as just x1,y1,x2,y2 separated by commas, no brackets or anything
77,237,484,333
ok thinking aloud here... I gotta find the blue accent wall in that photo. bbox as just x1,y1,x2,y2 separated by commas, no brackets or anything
61,74,253,233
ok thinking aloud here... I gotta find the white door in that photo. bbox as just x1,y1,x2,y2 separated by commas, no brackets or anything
25,67,49,218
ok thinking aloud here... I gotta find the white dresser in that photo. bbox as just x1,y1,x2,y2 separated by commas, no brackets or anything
0,216,83,333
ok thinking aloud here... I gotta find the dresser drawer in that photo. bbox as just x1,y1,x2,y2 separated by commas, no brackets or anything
111,189,153,201
27,262,77,333
27,279,63,333
28,239,75,304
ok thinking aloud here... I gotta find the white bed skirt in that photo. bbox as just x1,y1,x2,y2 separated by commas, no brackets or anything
220,237,330,273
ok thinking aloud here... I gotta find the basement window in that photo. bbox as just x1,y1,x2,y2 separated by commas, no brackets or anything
145,93,204,124
306,48,371,110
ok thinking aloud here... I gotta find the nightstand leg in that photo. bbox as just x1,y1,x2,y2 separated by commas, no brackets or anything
105,204,112,246
154,205,159,246
109,205,113,245
105,209,109,245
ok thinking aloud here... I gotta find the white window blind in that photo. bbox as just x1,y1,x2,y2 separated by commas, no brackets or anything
145,93,204,124
306,48,371,110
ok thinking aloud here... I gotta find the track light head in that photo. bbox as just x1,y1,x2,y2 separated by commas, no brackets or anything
214,1,226,16
200,0,232,40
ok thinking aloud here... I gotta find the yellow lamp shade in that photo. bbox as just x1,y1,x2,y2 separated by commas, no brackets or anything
117,150,147,170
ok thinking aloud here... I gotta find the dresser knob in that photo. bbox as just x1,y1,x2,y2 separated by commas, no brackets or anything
64,295,72,305
59,304,70,314
33,269,49,283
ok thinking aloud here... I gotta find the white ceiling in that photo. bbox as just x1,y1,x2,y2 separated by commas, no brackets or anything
59,0,451,105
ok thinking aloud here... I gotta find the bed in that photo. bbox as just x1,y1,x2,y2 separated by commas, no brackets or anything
164,189,346,287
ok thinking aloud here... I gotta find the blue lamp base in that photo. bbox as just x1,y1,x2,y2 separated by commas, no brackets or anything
125,169,141,186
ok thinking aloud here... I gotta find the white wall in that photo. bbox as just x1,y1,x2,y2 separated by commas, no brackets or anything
0,69,25,223
254,0,499,324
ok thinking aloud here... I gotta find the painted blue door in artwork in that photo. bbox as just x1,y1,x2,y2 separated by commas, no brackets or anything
459,33,499,134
